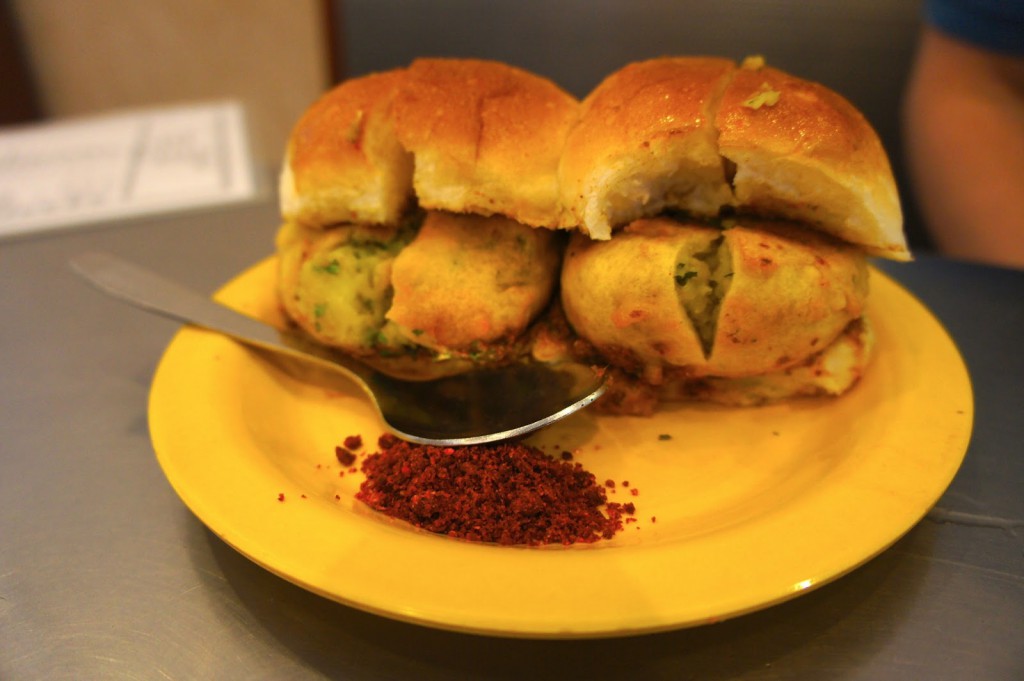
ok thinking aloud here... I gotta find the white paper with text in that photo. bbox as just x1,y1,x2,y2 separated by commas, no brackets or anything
0,101,257,238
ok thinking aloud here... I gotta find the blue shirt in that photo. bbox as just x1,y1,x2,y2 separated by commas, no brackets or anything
926,0,1024,55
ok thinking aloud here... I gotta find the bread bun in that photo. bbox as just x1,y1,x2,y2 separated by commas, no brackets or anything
279,59,579,231
280,69,412,228
391,58,579,228
559,56,908,259
559,57,736,240
560,216,868,380
718,57,907,259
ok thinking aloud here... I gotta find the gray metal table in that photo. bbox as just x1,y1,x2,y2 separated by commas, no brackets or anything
2,200,1021,679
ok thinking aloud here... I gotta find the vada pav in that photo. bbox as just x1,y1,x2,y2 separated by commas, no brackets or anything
275,59,578,378
555,56,907,412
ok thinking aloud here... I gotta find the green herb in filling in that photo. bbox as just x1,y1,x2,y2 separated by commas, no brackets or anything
674,235,733,357
313,259,341,275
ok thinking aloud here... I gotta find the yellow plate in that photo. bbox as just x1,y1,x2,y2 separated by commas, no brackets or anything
149,258,972,638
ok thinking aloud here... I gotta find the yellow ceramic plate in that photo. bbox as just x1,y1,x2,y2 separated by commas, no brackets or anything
149,258,972,638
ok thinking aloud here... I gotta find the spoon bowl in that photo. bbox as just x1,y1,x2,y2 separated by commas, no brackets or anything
70,252,606,445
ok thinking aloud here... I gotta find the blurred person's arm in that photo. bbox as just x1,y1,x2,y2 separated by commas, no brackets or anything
903,26,1024,268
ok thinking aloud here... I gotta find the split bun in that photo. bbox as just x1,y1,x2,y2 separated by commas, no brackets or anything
280,58,579,230
559,56,907,259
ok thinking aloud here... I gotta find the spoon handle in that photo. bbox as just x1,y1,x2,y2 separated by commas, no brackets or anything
70,251,284,341
68,251,360,379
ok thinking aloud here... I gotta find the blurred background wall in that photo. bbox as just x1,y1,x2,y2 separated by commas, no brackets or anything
4,0,333,174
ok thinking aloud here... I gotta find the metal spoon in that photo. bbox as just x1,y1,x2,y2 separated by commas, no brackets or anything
69,252,605,446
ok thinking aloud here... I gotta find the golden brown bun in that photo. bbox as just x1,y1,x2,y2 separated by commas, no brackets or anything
391,58,579,227
560,216,869,380
280,59,579,230
559,56,908,259
280,69,413,228
558,57,736,239
718,58,908,259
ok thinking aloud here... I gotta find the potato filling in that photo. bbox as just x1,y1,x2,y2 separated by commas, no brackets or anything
284,220,418,356
674,234,732,357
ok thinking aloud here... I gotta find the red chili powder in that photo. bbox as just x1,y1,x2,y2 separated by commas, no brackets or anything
356,434,634,546
335,445,357,467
